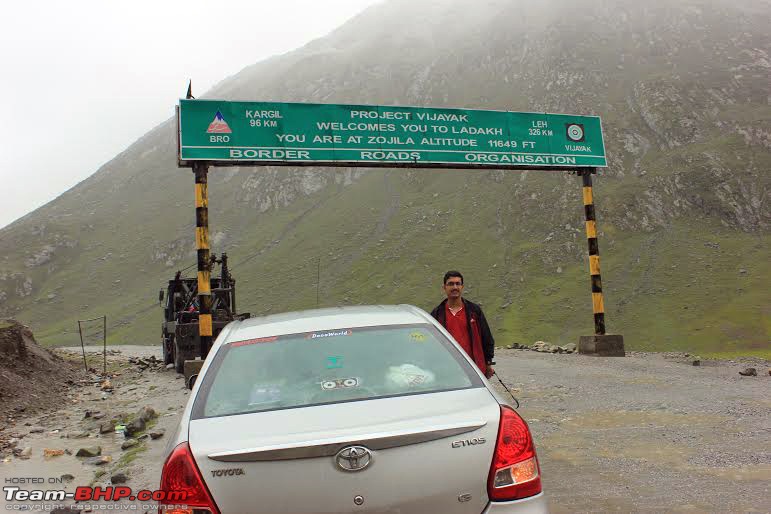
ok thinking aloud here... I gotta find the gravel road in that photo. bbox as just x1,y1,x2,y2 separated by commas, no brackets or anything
498,349,770,513
1,346,768,513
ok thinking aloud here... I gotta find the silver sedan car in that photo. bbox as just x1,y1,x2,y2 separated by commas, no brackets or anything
159,305,548,513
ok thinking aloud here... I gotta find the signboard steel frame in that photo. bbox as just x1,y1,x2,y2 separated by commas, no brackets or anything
175,96,622,356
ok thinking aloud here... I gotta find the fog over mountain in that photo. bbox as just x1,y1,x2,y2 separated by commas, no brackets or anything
1,0,769,356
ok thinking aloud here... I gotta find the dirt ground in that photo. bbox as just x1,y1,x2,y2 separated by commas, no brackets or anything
0,320,84,421
0,345,768,513
500,349,770,513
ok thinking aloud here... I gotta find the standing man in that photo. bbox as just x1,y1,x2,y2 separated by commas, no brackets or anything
430,271,495,378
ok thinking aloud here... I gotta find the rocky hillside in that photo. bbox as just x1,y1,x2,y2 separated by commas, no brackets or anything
0,0,768,357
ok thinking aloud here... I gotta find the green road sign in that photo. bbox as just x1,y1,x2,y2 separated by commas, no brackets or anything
178,100,606,169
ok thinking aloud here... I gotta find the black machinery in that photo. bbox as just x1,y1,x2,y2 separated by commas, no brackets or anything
159,253,249,373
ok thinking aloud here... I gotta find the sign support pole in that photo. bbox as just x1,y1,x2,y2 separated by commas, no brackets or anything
577,169,625,356
193,162,213,359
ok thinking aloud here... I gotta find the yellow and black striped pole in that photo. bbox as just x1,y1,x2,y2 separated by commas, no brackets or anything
581,170,606,335
194,162,213,357
577,169,624,356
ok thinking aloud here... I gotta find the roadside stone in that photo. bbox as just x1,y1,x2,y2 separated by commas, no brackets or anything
138,406,158,422
137,434,150,441
60,474,75,482
43,448,65,458
111,472,128,484
692,356,701,366
19,447,32,459
121,438,139,450
85,455,112,466
166,363,174,370
738,368,757,377
125,417,146,436
67,431,89,439
99,421,116,434
149,428,165,440
75,446,102,457
92,412,105,420
563,343,577,353
530,341,560,353
28,427,45,434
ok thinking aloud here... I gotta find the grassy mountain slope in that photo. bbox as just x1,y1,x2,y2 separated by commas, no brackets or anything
0,0,768,358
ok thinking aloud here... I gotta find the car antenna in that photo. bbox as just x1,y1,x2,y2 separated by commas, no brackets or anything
491,364,520,409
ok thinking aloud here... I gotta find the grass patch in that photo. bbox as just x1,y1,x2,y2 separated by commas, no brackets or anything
701,349,771,360
116,443,147,469
90,469,107,487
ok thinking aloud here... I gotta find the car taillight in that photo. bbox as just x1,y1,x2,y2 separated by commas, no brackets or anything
159,442,220,514
487,405,542,501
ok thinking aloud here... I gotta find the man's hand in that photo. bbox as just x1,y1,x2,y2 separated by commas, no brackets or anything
485,365,494,379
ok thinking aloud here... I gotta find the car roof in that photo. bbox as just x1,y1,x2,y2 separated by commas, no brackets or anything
220,304,436,345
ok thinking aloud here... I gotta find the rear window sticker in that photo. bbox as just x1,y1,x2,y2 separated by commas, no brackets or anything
409,331,427,342
231,336,279,347
307,329,353,340
320,377,360,390
386,364,436,388
326,356,344,369
248,384,282,406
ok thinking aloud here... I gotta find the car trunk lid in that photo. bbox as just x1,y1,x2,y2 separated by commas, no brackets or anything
189,388,499,514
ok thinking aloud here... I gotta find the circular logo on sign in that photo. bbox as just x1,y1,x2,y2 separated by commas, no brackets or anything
566,123,585,142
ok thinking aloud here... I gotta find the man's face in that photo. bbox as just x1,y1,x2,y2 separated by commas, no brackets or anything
443,277,464,299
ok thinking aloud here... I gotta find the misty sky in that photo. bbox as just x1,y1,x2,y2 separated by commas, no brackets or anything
0,0,383,229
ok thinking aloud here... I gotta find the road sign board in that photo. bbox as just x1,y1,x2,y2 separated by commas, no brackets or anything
178,100,606,169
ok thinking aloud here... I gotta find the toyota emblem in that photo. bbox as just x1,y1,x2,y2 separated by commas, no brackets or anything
335,445,372,472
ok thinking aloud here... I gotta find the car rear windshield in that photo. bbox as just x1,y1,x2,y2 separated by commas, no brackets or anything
192,324,483,419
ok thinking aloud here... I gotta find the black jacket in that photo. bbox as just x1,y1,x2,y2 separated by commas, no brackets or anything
430,298,495,363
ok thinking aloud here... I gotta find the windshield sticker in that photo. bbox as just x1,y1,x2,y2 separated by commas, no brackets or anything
231,336,279,347
409,331,427,342
307,329,353,339
321,377,359,390
326,356,344,369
